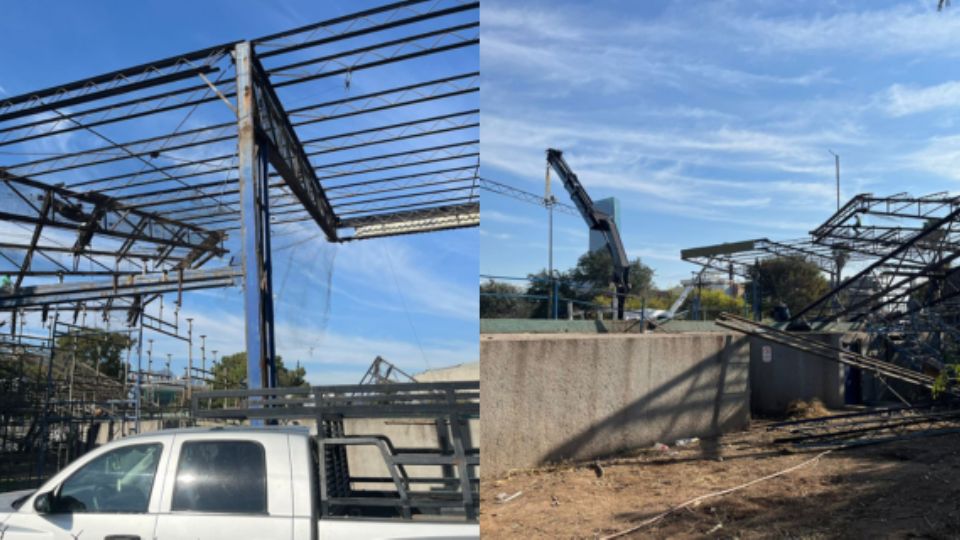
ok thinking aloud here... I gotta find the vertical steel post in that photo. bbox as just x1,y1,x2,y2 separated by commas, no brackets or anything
236,42,276,419
36,312,58,483
828,150,840,211
186,318,193,402
835,154,840,211
752,260,762,321
135,320,143,433
545,161,556,321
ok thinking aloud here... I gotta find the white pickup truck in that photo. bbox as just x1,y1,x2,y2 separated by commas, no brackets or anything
0,427,478,539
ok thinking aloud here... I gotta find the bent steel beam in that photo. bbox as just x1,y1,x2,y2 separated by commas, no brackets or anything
793,204,960,323
0,169,225,258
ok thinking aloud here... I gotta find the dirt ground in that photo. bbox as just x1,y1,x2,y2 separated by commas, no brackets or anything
481,422,960,539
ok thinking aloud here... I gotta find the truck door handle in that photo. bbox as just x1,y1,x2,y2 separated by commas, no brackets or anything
105,536,140,540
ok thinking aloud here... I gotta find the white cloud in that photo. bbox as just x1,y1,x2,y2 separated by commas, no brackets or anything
905,134,960,181
184,307,475,382
481,209,538,226
479,229,513,240
728,4,960,57
481,6,586,41
884,81,960,116
332,239,478,322
482,112,857,208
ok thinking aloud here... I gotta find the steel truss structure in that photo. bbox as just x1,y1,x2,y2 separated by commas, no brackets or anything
680,237,858,280
1,1,479,393
685,191,960,384
479,177,579,216
358,355,417,385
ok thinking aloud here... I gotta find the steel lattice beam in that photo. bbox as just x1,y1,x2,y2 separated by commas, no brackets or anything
0,169,225,263
248,51,337,241
0,267,240,309
341,202,479,240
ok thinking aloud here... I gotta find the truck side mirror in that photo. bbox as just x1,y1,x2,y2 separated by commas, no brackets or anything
33,491,55,514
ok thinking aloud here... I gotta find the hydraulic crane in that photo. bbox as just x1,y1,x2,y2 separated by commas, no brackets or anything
546,148,631,319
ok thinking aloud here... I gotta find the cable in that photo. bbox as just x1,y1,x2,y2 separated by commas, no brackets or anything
382,244,430,371
600,449,834,539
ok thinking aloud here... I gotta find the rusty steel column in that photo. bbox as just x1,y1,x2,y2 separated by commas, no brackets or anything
235,41,275,403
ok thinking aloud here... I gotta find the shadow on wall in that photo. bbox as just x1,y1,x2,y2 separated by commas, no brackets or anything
480,333,750,477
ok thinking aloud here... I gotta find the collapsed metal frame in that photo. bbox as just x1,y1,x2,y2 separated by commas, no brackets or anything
682,193,960,321
680,237,856,282
1,0,480,393
358,355,417,385
192,382,479,521
684,191,960,392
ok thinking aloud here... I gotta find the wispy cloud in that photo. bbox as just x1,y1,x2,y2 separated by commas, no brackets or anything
883,80,960,116
905,134,960,182
727,4,960,57
482,112,858,210
184,308,476,382
482,209,538,226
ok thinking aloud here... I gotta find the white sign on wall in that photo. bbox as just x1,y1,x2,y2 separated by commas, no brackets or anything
762,345,773,363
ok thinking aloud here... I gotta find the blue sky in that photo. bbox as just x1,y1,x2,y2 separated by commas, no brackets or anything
0,1,478,385
481,0,960,289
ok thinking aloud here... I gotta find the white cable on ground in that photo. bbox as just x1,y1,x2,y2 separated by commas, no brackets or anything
599,449,834,539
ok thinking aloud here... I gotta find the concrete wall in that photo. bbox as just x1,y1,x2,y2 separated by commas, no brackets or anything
480,332,750,477
415,361,480,382
748,333,846,414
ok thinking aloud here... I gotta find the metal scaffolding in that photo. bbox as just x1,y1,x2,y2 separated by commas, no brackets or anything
0,0,479,486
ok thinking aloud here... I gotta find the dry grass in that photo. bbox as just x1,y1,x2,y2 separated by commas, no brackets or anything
481,424,960,539
785,398,831,419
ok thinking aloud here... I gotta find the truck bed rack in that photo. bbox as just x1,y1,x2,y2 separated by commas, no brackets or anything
191,382,479,521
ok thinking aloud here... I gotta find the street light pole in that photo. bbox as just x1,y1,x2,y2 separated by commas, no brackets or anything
200,335,207,385
545,159,557,320
186,318,193,401
828,149,840,211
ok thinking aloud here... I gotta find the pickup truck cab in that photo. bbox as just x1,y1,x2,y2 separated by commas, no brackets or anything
0,427,478,539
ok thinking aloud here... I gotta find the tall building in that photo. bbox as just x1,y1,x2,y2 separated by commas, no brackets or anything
589,197,620,252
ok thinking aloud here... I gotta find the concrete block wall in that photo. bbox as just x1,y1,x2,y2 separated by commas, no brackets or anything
480,332,750,477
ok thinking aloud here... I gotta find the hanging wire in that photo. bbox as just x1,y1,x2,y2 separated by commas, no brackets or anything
382,243,430,371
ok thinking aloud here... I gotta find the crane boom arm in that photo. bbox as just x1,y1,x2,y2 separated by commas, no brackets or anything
546,148,631,315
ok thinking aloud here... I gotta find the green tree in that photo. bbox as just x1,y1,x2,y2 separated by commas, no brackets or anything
480,279,533,319
570,249,654,300
693,288,747,319
213,352,308,389
745,256,830,319
570,249,655,314
645,286,683,311
525,270,579,319
56,329,134,380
